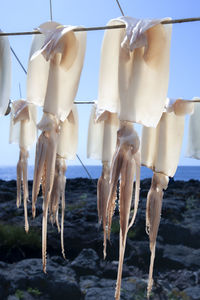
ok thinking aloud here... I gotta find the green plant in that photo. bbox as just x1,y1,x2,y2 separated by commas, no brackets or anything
27,287,41,296
135,285,148,300
0,223,41,248
66,200,87,211
186,195,197,210
80,193,87,199
111,218,120,234
168,289,190,300
15,289,24,299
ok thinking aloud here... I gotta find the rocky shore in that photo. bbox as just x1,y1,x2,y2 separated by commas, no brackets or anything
0,178,199,300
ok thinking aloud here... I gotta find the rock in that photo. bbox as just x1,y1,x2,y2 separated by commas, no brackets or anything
80,275,99,291
7,296,18,300
184,286,200,300
100,260,130,279
162,244,200,269
159,222,200,249
0,258,81,299
71,248,99,276
84,287,115,300
0,178,200,299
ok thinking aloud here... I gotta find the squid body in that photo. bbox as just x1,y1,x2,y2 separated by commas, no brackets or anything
87,104,119,258
29,21,86,272
49,105,78,260
9,101,37,233
96,16,172,300
141,98,194,297
186,97,200,159
0,32,11,116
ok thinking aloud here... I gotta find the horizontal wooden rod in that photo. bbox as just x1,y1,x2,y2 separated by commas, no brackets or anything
0,17,200,36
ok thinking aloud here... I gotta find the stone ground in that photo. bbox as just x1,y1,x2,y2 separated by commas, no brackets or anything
0,178,199,299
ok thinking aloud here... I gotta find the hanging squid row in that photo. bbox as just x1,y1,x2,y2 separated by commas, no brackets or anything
2,15,200,300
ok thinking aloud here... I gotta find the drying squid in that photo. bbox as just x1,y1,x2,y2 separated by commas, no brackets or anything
87,105,119,258
96,16,172,300
49,105,78,259
186,97,200,159
9,100,37,232
108,121,140,300
141,98,194,297
30,22,86,272
0,31,11,116
8,28,51,233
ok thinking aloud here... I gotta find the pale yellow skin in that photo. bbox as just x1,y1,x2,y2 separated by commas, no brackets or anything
49,155,67,259
97,161,111,259
141,99,195,297
32,113,60,273
106,121,140,300
146,172,169,298
10,100,37,234
17,147,29,233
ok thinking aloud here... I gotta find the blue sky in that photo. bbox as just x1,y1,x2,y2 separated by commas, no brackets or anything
0,0,200,166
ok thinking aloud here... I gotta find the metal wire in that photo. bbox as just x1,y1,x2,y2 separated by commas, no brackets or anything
76,154,93,180
19,83,22,98
74,101,95,104
49,0,53,21
1,17,200,36
10,47,27,74
115,0,125,16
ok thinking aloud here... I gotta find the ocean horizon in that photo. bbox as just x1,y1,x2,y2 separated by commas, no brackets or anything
0,165,199,182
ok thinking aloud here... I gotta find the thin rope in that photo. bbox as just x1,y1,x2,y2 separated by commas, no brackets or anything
11,47,94,180
115,0,125,16
49,0,53,21
1,17,200,36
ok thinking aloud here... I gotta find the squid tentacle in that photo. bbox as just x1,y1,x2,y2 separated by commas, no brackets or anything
115,149,136,300
21,148,29,233
32,113,60,273
106,121,140,300
16,148,29,232
16,154,22,208
97,161,110,259
60,161,67,260
42,126,59,273
146,172,169,298
106,146,122,242
128,151,141,230
32,133,48,218
49,155,67,260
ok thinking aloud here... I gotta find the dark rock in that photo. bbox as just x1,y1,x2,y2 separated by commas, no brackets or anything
159,222,200,249
84,287,115,300
100,260,130,279
0,178,200,299
0,258,81,299
71,248,99,276
162,245,200,269
184,286,200,300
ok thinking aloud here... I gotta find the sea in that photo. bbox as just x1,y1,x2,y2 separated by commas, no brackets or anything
0,165,200,181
